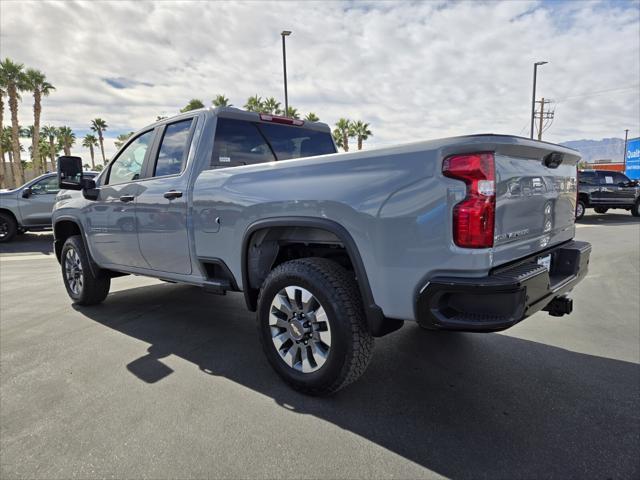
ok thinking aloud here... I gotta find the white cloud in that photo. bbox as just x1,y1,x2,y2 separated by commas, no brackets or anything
1,0,639,163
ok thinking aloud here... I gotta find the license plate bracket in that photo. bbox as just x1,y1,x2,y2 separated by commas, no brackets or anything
537,254,552,272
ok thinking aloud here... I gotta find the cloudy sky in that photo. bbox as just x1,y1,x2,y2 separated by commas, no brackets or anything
1,0,639,161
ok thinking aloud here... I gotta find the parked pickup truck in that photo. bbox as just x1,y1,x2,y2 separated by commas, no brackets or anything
53,107,591,395
576,169,640,219
0,171,97,242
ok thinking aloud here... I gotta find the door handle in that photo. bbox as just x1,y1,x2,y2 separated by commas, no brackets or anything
119,195,135,203
163,190,183,200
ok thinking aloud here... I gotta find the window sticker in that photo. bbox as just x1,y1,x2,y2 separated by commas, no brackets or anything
219,156,231,163
605,176,613,184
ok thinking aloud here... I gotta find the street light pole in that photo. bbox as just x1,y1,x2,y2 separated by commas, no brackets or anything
623,129,629,166
530,61,548,139
281,30,292,116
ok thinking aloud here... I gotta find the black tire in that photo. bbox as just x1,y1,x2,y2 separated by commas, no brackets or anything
60,235,111,305
0,212,17,243
594,207,608,214
257,258,374,396
575,200,586,220
632,200,640,217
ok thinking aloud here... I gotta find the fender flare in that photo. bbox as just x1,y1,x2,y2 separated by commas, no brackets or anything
241,216,402,337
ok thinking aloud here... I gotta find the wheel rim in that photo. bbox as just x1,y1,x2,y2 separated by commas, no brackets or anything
576,203,584,218
0,220,8,239
64,248,84,295
269,286,332,374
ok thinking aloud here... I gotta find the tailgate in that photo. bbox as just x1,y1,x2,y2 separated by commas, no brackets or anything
492,143,580,267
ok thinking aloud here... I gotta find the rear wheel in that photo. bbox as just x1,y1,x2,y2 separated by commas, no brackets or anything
61,235,111,305
0,212,17,243
594,207,608,214
257,258,374,395
575,200,586,220
632,200,640,217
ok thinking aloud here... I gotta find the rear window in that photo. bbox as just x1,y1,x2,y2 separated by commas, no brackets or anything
210,118,336,169
256,122,336,161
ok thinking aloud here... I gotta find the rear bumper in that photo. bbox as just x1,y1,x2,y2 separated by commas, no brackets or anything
416,240,591,332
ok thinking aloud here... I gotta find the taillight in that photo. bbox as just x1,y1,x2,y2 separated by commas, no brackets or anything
259,114,304,126
442,152,496,248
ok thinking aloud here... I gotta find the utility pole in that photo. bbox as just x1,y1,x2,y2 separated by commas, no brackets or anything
534,98,554,141
538,97,545,141
623,129,629,166
281,30,292,116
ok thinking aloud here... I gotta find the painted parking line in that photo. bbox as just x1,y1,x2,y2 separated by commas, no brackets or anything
0,254,56,262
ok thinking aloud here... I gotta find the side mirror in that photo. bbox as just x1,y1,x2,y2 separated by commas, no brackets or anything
21,187,32,199
58,156,84,190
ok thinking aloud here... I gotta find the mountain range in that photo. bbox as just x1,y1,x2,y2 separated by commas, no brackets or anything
560,138,627,163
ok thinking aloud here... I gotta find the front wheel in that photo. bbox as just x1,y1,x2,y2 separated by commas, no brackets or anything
257,258,374,396
632,200,640,217
575,200,586,220
61,235,111,305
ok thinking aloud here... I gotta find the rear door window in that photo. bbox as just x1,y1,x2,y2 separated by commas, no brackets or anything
154,119,194,177
211,119,275,168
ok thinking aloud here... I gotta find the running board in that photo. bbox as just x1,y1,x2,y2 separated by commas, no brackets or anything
203,279,231,295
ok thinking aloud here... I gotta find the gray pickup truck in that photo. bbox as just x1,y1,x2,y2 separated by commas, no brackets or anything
0,172,97,242
53,107,591,394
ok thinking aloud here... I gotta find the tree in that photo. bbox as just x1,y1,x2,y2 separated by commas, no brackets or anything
0,79,5,188
57,126,75,156
82,134,98,169
180,99,204,112
0,58,27,185
114,132,133,149
244,95,263,112
284,106,300,119
212,94,230,107
24,68,54,176
41,125,59,170
90,118,108,164
262,97,281,115
304,112,320,122
351,120,373,150
0,127,12,187
333,118,352,152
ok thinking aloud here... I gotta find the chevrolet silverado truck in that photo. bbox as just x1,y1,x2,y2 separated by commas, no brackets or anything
53,107,591,395
575,169,640,219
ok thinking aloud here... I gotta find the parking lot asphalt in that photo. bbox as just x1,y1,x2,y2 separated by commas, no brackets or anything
1,213,639,479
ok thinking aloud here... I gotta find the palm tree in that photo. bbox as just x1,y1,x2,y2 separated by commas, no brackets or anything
333,118,352,152
90,118,108,164
244,95,263,112
82,134,98,168
0,58,27,185
114,132,133,149
262,97,281,115
57,126,75,156
180,99,204,113
24,69,54,176
284,106,300,119
304,112,320,122
0,127,12,187
351,120,373,150
0,80,5,187
41,125,58,170
212,94,230,107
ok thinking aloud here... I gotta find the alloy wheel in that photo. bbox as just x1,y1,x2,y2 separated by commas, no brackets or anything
269,286,332,373
64,248,84,295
